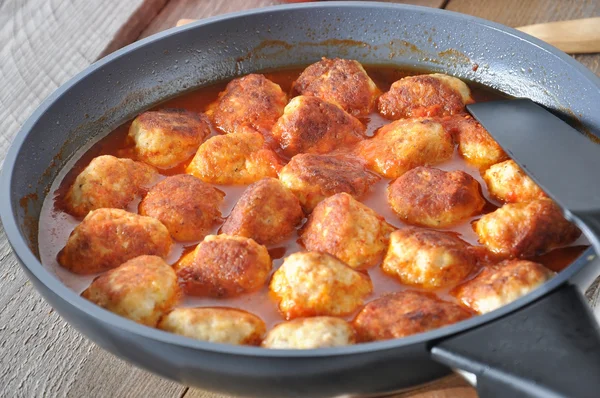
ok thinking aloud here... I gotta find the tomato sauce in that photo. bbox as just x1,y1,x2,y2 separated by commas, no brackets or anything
38,66,590,328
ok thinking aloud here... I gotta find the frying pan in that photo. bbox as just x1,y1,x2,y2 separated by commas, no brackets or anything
2,2,600,397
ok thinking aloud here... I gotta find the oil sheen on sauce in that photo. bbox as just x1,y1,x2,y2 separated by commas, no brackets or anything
38,66,590,328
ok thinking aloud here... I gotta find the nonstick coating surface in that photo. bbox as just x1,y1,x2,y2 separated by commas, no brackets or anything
2,2,600,397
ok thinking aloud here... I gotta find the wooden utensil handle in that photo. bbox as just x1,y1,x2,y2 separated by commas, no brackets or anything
516,17,600,54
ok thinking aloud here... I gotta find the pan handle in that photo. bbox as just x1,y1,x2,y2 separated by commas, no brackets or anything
430,283,600,398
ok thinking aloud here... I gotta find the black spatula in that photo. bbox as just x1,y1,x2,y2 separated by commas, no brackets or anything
467,98,600,252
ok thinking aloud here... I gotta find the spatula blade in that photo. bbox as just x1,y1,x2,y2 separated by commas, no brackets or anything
467,98,600,213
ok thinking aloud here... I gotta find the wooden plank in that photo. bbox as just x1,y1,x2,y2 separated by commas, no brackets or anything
0,0,168,162
139,0,446,39
0,1,185,397
445,0,600,75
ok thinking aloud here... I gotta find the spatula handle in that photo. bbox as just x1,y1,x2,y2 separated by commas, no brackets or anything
516,17,600,54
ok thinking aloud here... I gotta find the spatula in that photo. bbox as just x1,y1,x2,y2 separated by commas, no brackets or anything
466,99,600,252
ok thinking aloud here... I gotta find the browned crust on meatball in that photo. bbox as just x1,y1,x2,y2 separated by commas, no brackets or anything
158,307,266,345
64,155,157,217
378,74,468,119
221,178,304,245
443,115,507,169
139,174,224,241
82,255,181,326
292,57,380,117
272,96,366,157
279,153,380,211
352,290,472,341
186,130,283,185
269,251,373,319
207,74,287,135
453,260,555,314
57,209,172,274
382,228,477,288
129,109,211,169
175,234,272,298
355,118,454,179
301,192,395,269
387,167,485,227
474,199,581,258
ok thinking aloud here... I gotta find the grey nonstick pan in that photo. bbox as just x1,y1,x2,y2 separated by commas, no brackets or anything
2,2,600,398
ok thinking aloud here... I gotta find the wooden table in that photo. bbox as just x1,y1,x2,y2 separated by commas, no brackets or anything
1,1,599,397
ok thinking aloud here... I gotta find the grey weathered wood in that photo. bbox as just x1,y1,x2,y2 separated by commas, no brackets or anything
0,0,185,397
2,0,600,397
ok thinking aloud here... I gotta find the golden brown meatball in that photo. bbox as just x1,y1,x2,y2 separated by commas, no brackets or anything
271,96,365,157
301,193,395,269
270,251,372,319
474,199,581,258
220,178,303,245
82,255,180,326
353,291,472,341
483,160,547,203
139,174,224,241
175,234,271,298
454,260,555,314
207,74,287,135
262,317,355,349
355,118,454,179
58,209,171,274
186,130,282,185
387,167,485,227
292,57,380,117
64,155,157,217
444,115,507,169
128,109,211,169
377,73,472,119
382,228,476,289
279,153,380,212
158,307,265,345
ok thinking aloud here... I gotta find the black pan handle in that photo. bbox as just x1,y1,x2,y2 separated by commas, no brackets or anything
430,283,600,398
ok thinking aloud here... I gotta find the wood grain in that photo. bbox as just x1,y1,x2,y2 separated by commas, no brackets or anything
516,17,600,54
139,0,446,38
445,0,600,74
0,0,184,397
2,0,599,397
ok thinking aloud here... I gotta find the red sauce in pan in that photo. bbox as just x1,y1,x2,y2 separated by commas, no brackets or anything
38,66,590,328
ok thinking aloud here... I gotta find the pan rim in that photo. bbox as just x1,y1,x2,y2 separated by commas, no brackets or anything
2,1,599,358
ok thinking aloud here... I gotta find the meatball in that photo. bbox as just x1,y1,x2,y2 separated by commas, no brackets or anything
382,228,476,289
81,255,180,326
175,234,271,298
262,317,355,349
301,193,395,269
474,199,581,258
444,115,507,169
270,251,372,319
483,160,547,203
454,260,555,314
292,57,380,117
272,96,365,157
207,74,287,135
128,109,211,169
377,73,472,119
221,178,303,245
353,291,472,341
158,307,266,345
58,208,171,274
355,118,454,179
139,174,224,241
64,155,157,217
387,167,485,227
186,130,282,185
279,153,380,212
